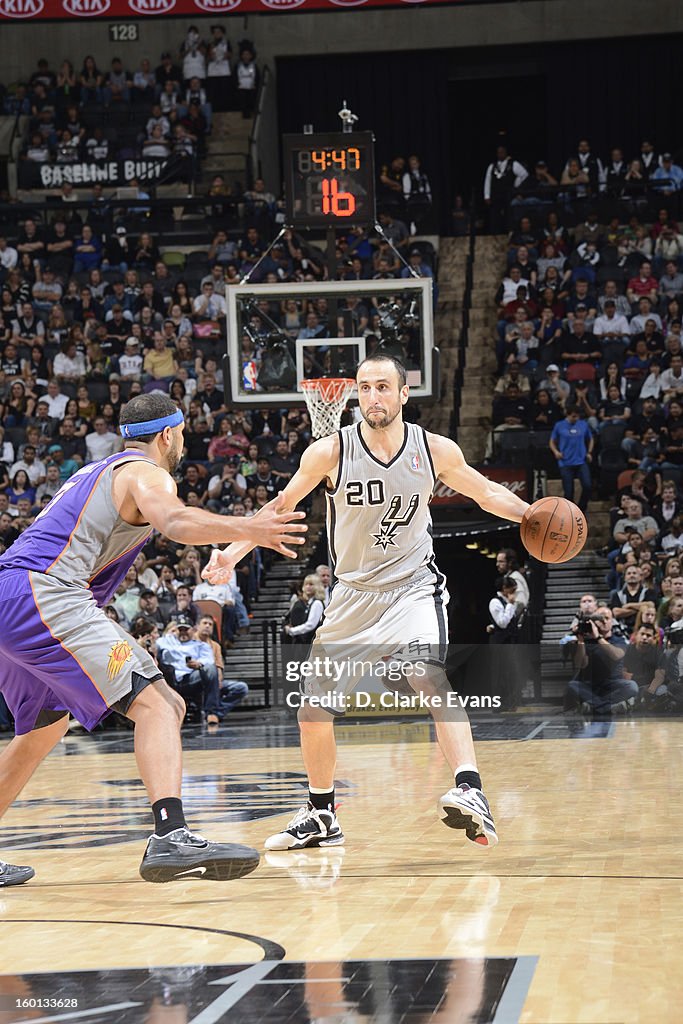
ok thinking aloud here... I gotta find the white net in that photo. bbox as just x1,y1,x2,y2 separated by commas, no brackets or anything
301,378,356,438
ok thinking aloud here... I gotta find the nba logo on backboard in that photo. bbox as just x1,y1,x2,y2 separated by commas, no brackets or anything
411,455,420,471
243,361,258,391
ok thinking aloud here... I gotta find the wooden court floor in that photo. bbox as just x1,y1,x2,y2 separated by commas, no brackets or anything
0,716,680,1024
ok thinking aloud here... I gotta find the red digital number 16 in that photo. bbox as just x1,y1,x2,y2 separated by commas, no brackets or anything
321,178,355,217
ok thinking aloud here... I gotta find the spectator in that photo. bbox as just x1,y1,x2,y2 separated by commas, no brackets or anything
550,404,593,511
610,564,657,632
7,469,36,507
53,339,86,384
182,26,207,84
559,319,601,368
34,463,61,503
236,47,258,119
103,57,131,105
487,573,523,642
494,548,529,608
157,618,223,725
485,382,530,460
593,299,630,354
192,280,227,321
205,25,233,111
85,415,121,463
10,444,45,488
119,337,144,381
192,574,243,647
284,574,325,644
651,153,683,194
402,154,433,234
42,379,69,420
156,51,182,94
483,144,528,233
598,384,631,431
11,302,45,346
624,622,667,703
73,225,102,274
103,226,131,273
538,364,571,408
143,125,171,159
651,479,683,529
132,58,156,102
48,436,79,477
79,55,104,103
660,353,683,403
613,497,658,546
143,332,178,385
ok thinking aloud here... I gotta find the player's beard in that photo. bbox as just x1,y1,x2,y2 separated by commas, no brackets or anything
361,402,402,430
166,435,182,474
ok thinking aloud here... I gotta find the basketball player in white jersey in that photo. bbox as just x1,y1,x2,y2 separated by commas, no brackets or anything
203,354,531,849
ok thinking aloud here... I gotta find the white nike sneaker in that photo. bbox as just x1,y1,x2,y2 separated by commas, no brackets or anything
264,802,345,851
438,784,498,847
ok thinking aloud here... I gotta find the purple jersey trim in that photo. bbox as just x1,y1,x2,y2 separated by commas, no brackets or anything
89,532,152,607
0,452,155,603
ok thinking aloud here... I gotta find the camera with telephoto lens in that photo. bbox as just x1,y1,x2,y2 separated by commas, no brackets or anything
576,612,600,639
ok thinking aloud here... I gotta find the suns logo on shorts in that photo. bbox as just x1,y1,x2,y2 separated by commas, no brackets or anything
107,640,133,680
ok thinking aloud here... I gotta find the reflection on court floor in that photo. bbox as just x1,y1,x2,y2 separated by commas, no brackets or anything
0,956,537,1024
1,717,678,1023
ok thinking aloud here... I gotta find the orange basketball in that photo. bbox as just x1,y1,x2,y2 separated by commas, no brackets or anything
520,497,588,563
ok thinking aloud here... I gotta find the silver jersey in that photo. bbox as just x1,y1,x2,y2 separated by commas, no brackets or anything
326,422,439,592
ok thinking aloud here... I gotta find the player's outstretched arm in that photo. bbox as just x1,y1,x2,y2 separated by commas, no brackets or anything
122,462,307,555
428,433,530,523
202,434,340,585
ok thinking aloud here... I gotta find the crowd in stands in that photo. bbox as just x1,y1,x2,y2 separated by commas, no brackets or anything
484,138,683,233
489,203,683,504
0,110,438,734
0,174,353,733
483,150,683,713
3,28,261,187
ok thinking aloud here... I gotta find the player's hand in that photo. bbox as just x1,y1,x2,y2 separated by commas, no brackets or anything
249,497,308,558
202,547,237,585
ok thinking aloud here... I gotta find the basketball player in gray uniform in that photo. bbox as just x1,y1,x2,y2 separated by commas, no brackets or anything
203,354,530,849
0,393,306,886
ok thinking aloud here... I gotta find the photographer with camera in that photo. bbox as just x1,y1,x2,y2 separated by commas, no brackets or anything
566,607,638,715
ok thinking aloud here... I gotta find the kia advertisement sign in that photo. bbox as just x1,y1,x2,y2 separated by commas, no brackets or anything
0,0,456,16
431,467,529,507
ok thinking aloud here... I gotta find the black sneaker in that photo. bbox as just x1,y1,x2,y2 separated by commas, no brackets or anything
264,802,345,851
438,784,498,847
0,858,35,887
139,827,260,883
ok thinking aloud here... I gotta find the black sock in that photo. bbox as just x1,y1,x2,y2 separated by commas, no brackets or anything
152,797,187,837
309,788,335,812
456,770,482,791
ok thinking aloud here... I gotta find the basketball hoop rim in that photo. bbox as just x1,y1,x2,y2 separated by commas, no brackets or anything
300,377,356,393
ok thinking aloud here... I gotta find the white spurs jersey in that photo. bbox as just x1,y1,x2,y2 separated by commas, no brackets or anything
327,422,439,591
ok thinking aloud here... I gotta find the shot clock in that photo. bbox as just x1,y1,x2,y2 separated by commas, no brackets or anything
283,131,376,229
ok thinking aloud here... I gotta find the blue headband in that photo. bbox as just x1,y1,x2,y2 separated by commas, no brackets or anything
120,409,184,439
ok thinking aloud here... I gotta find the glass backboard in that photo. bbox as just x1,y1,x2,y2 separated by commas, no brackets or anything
224,279,436,408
